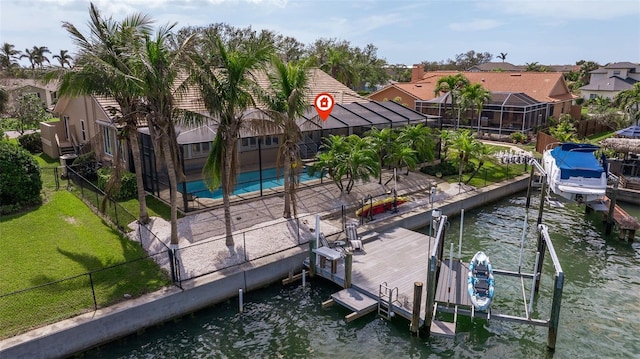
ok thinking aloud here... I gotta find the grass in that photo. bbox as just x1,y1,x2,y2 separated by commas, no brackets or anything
0,150,172,339
442,144,529,187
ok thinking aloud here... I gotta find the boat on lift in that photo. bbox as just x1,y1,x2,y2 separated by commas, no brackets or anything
542,142,607,204
467,251,495,312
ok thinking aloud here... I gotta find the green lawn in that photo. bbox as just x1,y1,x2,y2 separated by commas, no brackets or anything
0,151,171,339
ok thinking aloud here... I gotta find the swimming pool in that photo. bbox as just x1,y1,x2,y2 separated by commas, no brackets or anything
183,167,321,199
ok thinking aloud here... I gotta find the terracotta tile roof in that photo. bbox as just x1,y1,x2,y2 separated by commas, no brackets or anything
406,71,575,103
0,78,59,92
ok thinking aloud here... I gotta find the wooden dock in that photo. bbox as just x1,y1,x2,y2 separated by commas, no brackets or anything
314,227,435,324
588,196,640,240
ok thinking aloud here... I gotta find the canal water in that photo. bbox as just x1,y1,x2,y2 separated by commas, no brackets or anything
85,193,640,358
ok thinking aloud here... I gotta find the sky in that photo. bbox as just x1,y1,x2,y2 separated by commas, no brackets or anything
1,0,639,68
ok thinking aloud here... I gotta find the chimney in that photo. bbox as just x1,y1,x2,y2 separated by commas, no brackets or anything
411,64,425,83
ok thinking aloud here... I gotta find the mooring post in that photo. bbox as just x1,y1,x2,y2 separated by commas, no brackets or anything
410,282,423,335
308,238,316,278
525,164,535,208
424,252,436,337
537,177,547,225
605,178,619,235
547,271,564,351
535,233,547,293
344,252,353,288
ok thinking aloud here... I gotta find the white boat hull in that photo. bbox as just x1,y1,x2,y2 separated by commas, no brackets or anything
542,143,607,204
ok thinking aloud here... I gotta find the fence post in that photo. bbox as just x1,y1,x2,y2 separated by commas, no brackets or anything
113,199,119,229
168,248,177,283
88,273,98,310
244,232,248,262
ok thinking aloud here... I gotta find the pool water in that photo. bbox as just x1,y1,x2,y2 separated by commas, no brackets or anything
183,167,321,199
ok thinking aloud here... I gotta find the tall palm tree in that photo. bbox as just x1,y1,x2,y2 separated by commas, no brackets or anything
23,46,51,69
186,32,273,246
434,73,469,128
460,83,491,133
0,43,21,69
53,49,73,68
259,57,313,218
464,143,492,185
135,23,196,245
497,52,507,62
52,3,154,225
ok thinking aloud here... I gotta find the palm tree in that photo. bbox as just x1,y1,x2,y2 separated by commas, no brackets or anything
0,43,21,69
464,143,492,185
397,124,435,166
186,32,273,246
136,23,195,245
343,135,378,193
365,127,395,183
614,82,640,125
320,47,358,88
23,46,51,69
450,129,482,184
434,73,470,128
259,57,313,218
387,144,418,176
497,52,507,62
52,3,154,225
53,49,73,68
309,134,350,192
460,83,491,133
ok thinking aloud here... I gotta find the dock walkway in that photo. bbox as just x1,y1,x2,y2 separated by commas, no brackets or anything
314,227,435,323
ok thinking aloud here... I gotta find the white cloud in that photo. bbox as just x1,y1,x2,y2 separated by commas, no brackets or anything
449,19,503,31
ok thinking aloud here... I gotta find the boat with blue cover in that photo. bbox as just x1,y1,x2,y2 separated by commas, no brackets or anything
467,251,495,312
542,142,607,203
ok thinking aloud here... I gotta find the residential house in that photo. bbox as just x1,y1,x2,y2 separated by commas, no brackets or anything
0,78,59,112
45,68,428,210
370,66,579,136
580,62,640,100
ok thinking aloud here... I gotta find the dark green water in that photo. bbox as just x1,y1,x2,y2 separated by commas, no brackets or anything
84,194,640,358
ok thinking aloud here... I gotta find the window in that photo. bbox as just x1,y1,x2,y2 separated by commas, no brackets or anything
184,142,211,159
80,120,86,142
613,70,620,76
102,125,114,156
63,115,70,140
589,94,597,99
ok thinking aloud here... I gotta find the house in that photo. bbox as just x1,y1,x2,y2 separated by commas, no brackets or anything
44,68,429,210
369,66,579,135
580,62,640,101
467,62,522,72
0,78,59,112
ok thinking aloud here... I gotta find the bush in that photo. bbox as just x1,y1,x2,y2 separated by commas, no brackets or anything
0,141,42,214
97,167,137,201
510,132,527,144
71,152,99,179
18,132,42,153
421,161,458,177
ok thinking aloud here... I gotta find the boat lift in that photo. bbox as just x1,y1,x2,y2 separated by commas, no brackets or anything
424,207,565,351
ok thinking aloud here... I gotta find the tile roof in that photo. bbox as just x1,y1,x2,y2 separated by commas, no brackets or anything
0,78,59,92
407,71,574,103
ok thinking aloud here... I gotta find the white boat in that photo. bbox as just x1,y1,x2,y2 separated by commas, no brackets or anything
542,142,607,204
467,251,495,312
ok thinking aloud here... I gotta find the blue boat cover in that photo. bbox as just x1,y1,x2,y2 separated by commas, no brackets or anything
551,143,604,179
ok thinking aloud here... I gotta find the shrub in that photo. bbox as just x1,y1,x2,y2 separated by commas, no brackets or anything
421,161,458,177
0,141,42,214
510,132,527,144
18,132,42,153
97,167,137,201
71,152,99,179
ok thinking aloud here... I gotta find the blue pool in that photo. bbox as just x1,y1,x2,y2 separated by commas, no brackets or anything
183,167,321,199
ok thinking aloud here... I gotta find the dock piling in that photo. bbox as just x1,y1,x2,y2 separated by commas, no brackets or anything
410,282,423,335
344,252,353,288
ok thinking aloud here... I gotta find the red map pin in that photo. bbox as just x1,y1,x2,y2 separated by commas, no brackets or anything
314,92,334,121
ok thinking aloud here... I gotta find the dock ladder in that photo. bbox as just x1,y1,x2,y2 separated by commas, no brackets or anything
378,282,398,320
